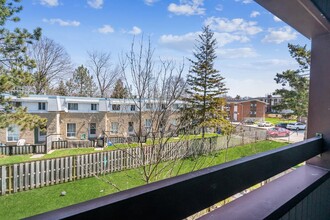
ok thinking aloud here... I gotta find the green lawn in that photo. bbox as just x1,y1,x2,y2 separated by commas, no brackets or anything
265,117,295,125
0,140,287,219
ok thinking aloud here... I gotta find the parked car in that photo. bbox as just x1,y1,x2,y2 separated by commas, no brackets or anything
267,127,290,137
244,119,255,125
258,122,273,127
286,122,307,130
275,122,288,129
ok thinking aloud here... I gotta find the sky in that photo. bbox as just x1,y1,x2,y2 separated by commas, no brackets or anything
12,0,310,97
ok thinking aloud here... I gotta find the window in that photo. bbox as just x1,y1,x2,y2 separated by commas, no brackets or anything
128,122,134,133
112,104,120,111
91,104,98,111
89,123,96,137
130,105,136,111
161,104,166,110
145,119,152,128
38,102,46,110
67,123,76,137
7,125,19,142
146,103,152,109
68,103,78,110
172,104,179,110
111,122,119,133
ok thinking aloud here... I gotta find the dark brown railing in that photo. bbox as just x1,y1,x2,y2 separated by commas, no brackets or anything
28,136,329,220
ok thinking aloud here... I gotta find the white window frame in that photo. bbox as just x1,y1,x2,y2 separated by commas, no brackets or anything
7,125,20,142
67,123,76,137
111,122,119,134
145,119,152,128
68,103,78,110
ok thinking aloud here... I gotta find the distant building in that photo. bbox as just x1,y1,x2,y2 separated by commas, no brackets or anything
0,95,182,146
226,99,267,122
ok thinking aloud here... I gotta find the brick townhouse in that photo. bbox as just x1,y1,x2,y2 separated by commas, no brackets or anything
0,95,182,146
226,99,267,122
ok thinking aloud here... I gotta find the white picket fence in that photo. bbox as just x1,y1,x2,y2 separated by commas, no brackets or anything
0,130,267,195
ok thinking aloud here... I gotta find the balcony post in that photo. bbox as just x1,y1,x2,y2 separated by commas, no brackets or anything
307,33,330,169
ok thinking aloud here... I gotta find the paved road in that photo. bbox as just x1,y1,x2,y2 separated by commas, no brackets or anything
240,124,306,143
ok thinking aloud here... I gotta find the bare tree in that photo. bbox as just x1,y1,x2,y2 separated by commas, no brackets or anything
87,51,119,97
29,37,72,94
116,37,191,184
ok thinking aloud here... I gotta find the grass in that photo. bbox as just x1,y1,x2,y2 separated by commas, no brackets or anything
265,117,296,125
0,134,220,166
0,140,287,219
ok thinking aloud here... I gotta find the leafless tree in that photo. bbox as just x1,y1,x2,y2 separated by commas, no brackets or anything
29,37,72,94
114,36,193,184
87,51,119,97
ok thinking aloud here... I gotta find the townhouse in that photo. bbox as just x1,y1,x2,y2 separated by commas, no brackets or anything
226,99,267,122
0,95,182,146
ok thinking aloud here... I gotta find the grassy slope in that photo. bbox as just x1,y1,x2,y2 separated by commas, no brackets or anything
0,140,286,219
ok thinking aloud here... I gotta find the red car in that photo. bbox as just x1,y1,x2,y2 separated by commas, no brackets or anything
267,127,290,137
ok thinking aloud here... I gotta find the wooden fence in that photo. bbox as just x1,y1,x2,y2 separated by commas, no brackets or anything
0,130,267,195
51,136,146,150
0,145,47,156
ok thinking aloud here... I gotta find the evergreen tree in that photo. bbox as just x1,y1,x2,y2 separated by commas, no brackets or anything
68,65,97,97
184,26,228,138
111,79,129,98
55,80,68,96
0,0,46,130
273,44,310,119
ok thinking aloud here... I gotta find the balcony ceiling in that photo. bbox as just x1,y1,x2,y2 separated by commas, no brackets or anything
254,0,330,39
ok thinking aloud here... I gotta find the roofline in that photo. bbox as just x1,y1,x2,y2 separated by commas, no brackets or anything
255,0,330,39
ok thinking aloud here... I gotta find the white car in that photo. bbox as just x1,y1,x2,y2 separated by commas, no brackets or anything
258,122,273,127
286,122,306,130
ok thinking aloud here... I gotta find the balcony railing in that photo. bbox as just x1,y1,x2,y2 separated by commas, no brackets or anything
27,136,329,220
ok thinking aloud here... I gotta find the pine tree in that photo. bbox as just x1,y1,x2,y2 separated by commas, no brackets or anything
55,80,68,96
184,26,228,138
68,65,97,97
273,44,310,119
0,0,46,130
111,79,129,98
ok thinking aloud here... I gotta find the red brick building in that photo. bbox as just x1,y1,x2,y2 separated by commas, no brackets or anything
226,99,267,122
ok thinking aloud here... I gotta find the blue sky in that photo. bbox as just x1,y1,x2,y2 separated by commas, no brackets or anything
15,0,310,97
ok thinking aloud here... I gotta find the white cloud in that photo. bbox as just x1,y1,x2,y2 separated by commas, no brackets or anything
262,26,297,44
42,18,80,26
217,47,258,59
87,0,103,9
159,31,250,52
204,17,263,35
273,16,282,22
40,0,59,7
215,4,223,11
128,26,142,35
168,0,205,16
98,25,115,34
144,0,158,6
235,0,253,4
250,11,260,18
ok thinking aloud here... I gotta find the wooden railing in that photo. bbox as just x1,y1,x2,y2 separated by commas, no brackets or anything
26,136,330,220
